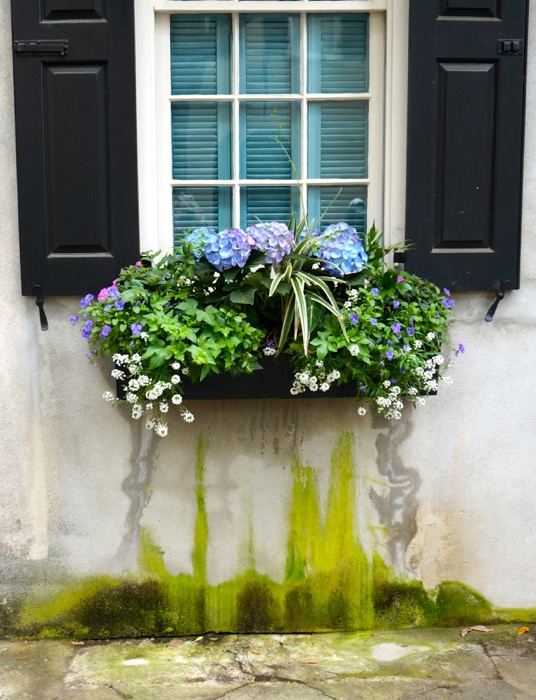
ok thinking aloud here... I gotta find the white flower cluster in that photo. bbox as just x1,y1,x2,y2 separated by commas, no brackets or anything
343,287,359,309
374,382,405,420
290,360,341,395
109,354,194,436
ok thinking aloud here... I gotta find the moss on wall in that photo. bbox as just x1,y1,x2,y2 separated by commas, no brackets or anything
2,433,533,638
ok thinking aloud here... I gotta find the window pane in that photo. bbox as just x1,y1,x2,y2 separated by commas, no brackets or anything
240,102,300,179
308,186,367,234
172,102,232,180
170,15,231,95
173,187,231,243
308,102,368,179
240,14,300,94
308,14,368,93
241,186,300,227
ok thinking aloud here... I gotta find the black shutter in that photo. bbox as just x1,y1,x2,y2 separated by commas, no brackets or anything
11,1,139,296
405,1,528,291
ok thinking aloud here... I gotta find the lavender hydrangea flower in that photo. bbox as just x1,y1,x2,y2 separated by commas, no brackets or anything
205,228,252,272
316,222,368,277
246,222,295,264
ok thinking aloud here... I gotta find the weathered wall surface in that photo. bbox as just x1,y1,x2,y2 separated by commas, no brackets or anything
1,0,536,637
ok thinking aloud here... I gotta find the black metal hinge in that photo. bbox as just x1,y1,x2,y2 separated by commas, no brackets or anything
13,39,69,56
498,39,524,56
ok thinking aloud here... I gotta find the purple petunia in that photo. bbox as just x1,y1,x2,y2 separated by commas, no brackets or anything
81,320,94,340
80,293,94,309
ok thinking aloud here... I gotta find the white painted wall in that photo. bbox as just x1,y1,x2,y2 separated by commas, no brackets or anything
1,0,536,615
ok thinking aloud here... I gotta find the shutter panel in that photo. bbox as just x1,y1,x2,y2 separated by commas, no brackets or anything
405,0,528,291
11,0,139,296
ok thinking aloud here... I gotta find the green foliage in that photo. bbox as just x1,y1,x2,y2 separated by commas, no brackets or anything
72,221,460,434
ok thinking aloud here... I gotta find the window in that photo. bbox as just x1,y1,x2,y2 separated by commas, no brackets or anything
137,0,406,255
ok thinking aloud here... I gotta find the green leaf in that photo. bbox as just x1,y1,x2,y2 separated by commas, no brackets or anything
230,286,256,305
289,276,309,354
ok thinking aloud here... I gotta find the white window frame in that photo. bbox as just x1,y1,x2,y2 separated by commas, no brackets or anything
134,0,409,255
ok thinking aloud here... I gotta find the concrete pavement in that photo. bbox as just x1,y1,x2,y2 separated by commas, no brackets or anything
1,625,536,699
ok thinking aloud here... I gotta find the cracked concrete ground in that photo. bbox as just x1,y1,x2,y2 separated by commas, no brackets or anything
0,625,535,699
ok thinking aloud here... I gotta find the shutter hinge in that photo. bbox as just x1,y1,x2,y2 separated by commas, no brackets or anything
13,39,69,57
498,39,524,56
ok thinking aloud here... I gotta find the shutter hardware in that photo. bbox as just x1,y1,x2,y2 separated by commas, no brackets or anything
485,285,507,323
498,40,524,56
32,285,48,331
13,39,69,56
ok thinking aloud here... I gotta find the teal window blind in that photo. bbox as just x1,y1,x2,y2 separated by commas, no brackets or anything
170,12,369,244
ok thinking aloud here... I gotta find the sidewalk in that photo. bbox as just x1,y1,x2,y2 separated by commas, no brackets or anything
1,625,535,699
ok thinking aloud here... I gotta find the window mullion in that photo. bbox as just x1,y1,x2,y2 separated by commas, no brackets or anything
232,12,240,227
301,12,308,221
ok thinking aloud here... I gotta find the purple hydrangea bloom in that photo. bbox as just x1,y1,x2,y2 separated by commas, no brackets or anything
316,222,368,277
205,228,252,272
99,325,112,339
246,222,295,264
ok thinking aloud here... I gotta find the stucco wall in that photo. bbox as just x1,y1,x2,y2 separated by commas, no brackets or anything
1,0,536,636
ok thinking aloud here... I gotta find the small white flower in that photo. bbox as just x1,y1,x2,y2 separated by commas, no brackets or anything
159,402,169,413
172,361,181,370
111,369,124,380
138,375,150,386
357,406,367,416
441,376,453,385
181,409,195,423
320,382,330,392
263,346,276,356
126,392,138,404
131,353,141,362
128,379,140,391
182,367,190,375
383,380,391,389
426,332,436,342
433,355,445,366
155,422,168,437
140,331,149,340
417,397,426,406
414,339,423,349
171,375,181,384
131,404,143,420
102,391,115,402
171,394,183,405
145,402,153,411
349,344,360,357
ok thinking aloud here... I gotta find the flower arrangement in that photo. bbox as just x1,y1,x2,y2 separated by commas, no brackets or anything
71,221,462,436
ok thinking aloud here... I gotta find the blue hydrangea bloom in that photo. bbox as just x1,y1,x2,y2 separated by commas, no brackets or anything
246,222,295,264
183,228,217,258
316,222,368,276
205,228,252,272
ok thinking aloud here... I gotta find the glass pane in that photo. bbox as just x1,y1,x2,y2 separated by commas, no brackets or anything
170,15,231,95
240,14,300,94
241,186,300,227
173,187,232,244
308,14,368,94
308,102,368,179
240,102,300,179
307,186,367,235
172,102,232,180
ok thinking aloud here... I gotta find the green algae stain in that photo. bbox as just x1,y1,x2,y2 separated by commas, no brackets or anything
192,437,208,584
5,432,528,639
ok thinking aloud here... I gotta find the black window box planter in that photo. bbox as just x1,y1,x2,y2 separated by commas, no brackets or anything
117,356,357,401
